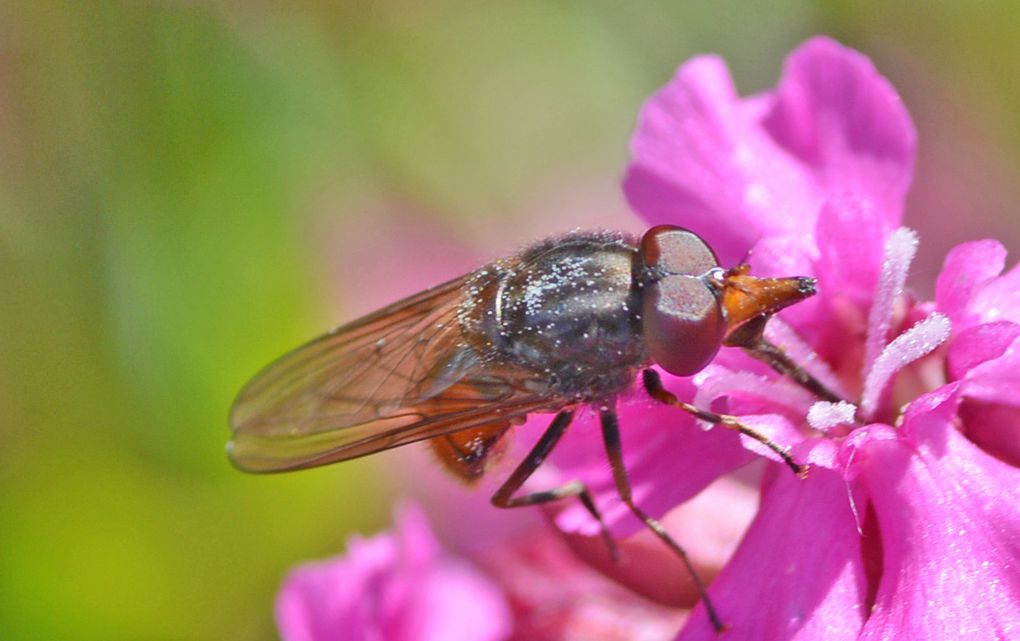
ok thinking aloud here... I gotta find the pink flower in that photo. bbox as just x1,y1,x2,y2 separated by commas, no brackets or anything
278,36,1020,641
276,503,686,641
481,524,687,641
936,240,1020,467
600,35,1020,640
275,504,511,641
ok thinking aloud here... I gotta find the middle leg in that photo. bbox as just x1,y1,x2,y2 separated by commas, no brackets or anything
491,408,619,560
598,404,728,633
642,368,807,476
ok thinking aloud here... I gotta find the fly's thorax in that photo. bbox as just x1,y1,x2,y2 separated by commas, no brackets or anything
458,259,511,358
460,231,648,400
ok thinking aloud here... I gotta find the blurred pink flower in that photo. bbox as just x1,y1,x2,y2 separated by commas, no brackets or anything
276,504,511,641
277,503,685,641
609,36,1020,640
480,522,687,641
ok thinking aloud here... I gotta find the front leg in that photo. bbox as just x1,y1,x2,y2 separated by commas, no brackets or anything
642,368,807,477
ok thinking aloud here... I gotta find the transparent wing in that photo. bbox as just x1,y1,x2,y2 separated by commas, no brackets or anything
228,275,559,472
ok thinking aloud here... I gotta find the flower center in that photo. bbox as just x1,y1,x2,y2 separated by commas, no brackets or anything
805,227,951,431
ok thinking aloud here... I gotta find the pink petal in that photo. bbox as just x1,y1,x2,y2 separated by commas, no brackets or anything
855,408,1020,640
946,321,1020,381
482,529,687,640
565,476,758,609
813,194,889,309
395,502,441,567
693,364,815,417
955,333,1020,466
971,260,1020,325
276,539,386,641
625,37,915,267
398,558,512,641
958,333,1020,406
275,504,511,641
624,54,810,264
676,457,868,640
734,413,807,465
746,234,815,278
934,239,1007,327
958,401,1020,470
762,37,916,223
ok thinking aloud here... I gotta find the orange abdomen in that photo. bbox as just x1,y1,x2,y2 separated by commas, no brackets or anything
429,423,511,483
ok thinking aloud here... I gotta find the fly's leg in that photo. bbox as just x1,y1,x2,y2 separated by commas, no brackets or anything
491,409,619,561
740,336,843,403
598,405,728,634
642,368,808,477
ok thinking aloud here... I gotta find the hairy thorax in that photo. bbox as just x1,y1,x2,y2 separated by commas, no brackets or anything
460,231,649,401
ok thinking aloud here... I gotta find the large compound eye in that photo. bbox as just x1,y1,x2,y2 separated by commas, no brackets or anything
640,225,719,277
639,226,725,376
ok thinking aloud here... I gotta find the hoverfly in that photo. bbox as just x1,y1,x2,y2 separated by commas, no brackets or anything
229,225,839,631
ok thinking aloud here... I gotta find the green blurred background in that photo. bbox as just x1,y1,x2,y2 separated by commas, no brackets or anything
2,2,1018,639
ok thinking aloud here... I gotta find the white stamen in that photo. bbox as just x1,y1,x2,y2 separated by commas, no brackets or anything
807,400,858,432
864,228,919,376
859,312,952,419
